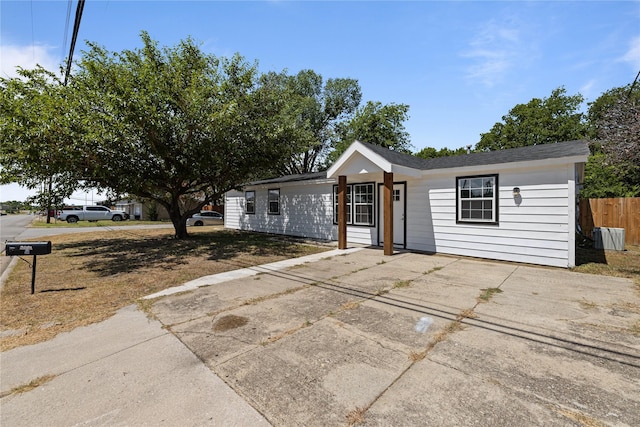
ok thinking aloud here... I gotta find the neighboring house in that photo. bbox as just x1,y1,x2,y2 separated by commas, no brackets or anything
114,199,170,221
225,140,589,268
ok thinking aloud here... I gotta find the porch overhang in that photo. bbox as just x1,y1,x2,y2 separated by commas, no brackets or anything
327,140,421,179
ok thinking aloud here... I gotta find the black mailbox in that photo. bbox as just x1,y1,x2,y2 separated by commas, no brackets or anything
6,241,52,256
5,241,52,294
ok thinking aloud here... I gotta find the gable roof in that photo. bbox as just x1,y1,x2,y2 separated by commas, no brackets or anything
363,139,590,170
246,140,590,186
327,139,589,178
245,171,328,186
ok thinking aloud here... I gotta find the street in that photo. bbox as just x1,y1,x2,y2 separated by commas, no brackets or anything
0,214,34,280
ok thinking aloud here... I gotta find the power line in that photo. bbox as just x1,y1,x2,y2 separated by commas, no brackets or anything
30,0,35,62
62,0,73,64
64,0,85,86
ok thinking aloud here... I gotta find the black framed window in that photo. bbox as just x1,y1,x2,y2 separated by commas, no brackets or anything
456,174,498,224
333,185,352,224
268,189,280,215
353,183,374,225
245,191,255,214
333,182,374,226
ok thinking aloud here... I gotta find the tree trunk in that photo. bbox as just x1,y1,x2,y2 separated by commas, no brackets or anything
168,204,189,239
46,176,52,224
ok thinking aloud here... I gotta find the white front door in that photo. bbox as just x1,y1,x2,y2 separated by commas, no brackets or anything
379,183,405,247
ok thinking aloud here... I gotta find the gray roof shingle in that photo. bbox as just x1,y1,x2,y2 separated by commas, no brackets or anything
246,140,589,185
363,139,590,170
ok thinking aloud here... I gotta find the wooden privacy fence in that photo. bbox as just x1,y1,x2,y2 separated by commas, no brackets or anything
579,197,640,246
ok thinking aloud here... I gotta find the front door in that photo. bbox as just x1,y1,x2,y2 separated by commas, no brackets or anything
379,183,406,248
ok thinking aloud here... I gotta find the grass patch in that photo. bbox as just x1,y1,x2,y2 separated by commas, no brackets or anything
261,322,310,345
478,287,503,302
392,280,412,289
579,299,598,310
557,407,605,427
458,308,478,320
31,216,170,228
574,244,640,288
340,301,361,311
0,374,56,398
424,266,443,275
0,228,329,351
346,406,368,426
630,320,640,337
374,287,389,296
409,350,426,362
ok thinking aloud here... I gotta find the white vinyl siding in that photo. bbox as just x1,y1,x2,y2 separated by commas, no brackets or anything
226,159,580,267
226,182,337,241
405,164,575,267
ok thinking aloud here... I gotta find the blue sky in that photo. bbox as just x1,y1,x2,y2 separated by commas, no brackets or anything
1,0,639,202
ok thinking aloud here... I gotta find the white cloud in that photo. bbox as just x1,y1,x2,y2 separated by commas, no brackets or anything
579,79,596,99
0,43,60,78
462,20,523,87
620,36,640,70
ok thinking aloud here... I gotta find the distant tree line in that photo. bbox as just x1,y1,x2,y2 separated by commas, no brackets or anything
415,85,640,198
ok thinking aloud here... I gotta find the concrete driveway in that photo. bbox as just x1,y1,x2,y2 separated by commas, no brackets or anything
2,248,638,426
150,248,639,426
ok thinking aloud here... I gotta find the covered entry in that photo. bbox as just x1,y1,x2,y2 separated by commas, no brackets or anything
378,182,406,248
327,141,420,255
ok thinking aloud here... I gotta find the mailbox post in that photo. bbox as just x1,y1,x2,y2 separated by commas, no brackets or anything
5,242,52,294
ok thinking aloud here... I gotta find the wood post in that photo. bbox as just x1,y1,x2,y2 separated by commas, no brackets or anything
384,171,393,256
338,175,347,249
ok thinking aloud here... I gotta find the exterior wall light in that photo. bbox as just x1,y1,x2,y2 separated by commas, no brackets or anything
513,187,520,197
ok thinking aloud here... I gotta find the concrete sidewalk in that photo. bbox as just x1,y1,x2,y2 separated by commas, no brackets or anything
2,248,639,426
0,305,269,426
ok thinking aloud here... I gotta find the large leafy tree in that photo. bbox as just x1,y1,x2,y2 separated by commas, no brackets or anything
584,84,640,197
264,70,362,174
415,145,468,159
0,67,79,222
68,32,298,238
476,87,587,151
326,101,411,165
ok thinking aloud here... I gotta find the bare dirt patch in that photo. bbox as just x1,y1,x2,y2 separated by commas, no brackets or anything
213,314,249,332
0,228,329,351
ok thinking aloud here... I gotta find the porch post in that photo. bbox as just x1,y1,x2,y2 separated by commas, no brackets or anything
338,175,347,249
383,171,394,256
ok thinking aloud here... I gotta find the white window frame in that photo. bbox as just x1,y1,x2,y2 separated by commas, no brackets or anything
245,191,255,214
268,188,280,215
456,174,498,224
333,183,375,227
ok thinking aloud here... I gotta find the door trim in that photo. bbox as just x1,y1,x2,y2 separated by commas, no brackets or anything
377,181,407,249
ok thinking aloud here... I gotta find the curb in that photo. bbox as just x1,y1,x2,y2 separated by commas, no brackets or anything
143,247,363,300
0,256,18,289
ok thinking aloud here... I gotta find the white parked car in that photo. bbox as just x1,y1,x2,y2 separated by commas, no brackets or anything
186,211,224,226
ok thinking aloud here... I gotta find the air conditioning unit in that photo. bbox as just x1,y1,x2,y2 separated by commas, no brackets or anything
593,227,625,251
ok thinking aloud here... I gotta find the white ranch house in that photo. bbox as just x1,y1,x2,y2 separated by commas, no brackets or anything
225,140,589,268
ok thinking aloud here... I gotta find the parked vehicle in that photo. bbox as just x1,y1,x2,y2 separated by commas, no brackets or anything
186,211,223,226
57,205,129,223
